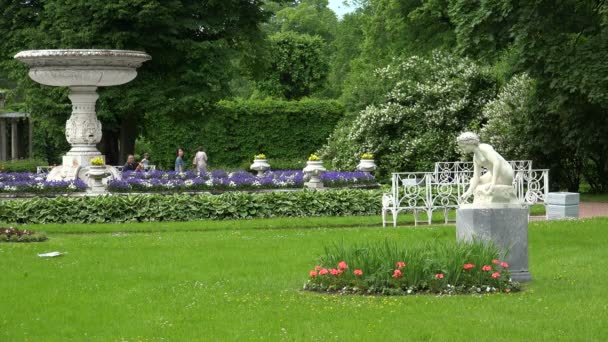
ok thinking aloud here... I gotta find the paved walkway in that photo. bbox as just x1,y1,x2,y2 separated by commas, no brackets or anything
579,202,608,218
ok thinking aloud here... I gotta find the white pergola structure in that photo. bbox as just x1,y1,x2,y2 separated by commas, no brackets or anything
0,112,33,161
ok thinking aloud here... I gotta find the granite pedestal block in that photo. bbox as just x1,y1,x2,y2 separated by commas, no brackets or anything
546,192,579,220
457,205,532,282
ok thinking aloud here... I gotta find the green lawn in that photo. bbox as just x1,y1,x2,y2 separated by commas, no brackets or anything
2,217,607,340
581,193,608,202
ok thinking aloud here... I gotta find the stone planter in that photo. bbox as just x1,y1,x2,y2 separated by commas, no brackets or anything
86,165,108,193
250,159,270,177
303,160,326,189
356,159,377,173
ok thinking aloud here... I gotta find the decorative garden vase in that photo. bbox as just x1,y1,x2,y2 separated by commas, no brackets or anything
250,159,270,177
303,160,326,189
86,165,109,193
357,159,377,173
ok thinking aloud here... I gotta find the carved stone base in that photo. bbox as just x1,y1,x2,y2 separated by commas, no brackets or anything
47,154,121,189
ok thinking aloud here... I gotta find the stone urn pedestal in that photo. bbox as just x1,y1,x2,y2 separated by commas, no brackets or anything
457,202,532,283
86,165,109,193
356,159,377,173
14,49,151,188
250,159,270,177
303,160,326,189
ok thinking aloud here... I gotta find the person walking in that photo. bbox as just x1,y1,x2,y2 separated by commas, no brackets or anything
140,152,150,170
175,148,185,173
192,146,208,173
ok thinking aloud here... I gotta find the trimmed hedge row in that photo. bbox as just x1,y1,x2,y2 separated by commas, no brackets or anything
0,189,382,224
144,99,344,169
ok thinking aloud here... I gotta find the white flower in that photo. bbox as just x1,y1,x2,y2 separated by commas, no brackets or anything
252,181,261,187
68,183,77,190
184,180,194,187
205,179,213,187
228,181,236,188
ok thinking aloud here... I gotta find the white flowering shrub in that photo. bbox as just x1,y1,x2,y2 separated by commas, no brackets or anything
480,73,537,159
320,51,497,176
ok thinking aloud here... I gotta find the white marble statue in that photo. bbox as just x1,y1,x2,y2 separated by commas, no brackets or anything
457,132,518,205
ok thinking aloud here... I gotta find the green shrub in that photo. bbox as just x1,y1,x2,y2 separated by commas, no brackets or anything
304,240,520,295
0,227,47,242
0,189,382,224
144,99,344,169
0,159,48,172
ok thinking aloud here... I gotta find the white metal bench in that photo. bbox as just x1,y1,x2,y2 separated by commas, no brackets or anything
382,160,549,227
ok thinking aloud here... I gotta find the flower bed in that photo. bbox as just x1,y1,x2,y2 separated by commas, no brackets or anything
0,227,47,242
108,170,376,193
303,240,521,295
0,172,87,194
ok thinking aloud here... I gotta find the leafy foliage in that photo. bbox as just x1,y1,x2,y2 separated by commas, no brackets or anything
321,51,497,176
257,32,329,99
449,0,608,191
0,189,382,224
0,159,48,172
144,98,344,169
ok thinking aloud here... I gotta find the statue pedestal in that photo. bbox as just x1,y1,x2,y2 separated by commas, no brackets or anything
457,204,532,282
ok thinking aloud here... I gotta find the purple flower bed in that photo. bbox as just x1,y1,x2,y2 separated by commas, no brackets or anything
108,170,376,193
0,172,87,193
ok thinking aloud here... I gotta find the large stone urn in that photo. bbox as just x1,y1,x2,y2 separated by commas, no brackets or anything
14,49,151,187
303,160,326,189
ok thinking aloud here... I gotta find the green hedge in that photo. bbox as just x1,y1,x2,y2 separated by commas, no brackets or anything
144,99,344,169
0,159,47,172
0,189,381,224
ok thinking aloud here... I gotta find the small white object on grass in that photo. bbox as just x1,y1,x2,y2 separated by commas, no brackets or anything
38,251,63,257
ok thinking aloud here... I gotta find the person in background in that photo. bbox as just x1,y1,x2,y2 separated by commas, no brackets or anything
175,148,185,173
124,154,142,171
192,146,208,173
140,152,150,170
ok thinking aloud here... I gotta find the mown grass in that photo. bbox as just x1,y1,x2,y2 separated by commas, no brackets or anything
2,217,606,341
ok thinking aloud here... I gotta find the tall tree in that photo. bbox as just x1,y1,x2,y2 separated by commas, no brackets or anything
0,0,269,164
449,0,608,191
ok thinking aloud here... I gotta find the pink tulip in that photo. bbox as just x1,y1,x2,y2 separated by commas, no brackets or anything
319,268,328,275
354,269,363,276
435,273,444,279
463,263,475,270
392,269,403,278
396,261,406,269
482,265,492,272
338,261,348,270
491,272,501,278
309,271,317,277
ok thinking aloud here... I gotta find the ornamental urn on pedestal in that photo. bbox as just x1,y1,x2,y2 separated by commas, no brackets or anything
303,156,326,189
